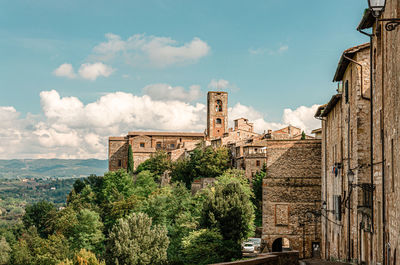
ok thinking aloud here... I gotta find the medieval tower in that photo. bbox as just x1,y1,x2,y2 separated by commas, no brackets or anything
207,91,228,139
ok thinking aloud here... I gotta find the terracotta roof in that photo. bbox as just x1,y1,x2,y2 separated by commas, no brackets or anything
109,136,127,140
357,9,374,30
127,131,204,137
311,128,322,134
320,94,342,117
333,42,370,82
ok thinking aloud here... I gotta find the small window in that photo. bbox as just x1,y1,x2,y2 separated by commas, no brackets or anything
216,118,222,124
156,142,162,148
255,148,258,152
118,160,122,167
140,143,145,148
216,100,223,112
256,160,260,167
170,143,175,148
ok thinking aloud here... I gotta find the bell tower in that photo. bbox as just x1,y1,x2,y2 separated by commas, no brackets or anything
207,91,228,140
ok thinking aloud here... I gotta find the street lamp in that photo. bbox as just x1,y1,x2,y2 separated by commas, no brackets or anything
368,0,400,31
368,0,386,17
347,169,355,186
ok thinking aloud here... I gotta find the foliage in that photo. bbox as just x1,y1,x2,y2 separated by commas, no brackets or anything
22,200,57,237
11,227,72,265
200,171,255,260
127,145,134,175
181,229,224,265
135,151,171,179
301,131,306,140
58,249,105,265
132,171,158,198
252,164,266,227
0,236,11,265
107,212,169,265
99,170,135,204
138,183,203,263
170,146,230,188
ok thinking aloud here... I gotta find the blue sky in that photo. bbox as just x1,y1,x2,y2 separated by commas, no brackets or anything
0,0,370,158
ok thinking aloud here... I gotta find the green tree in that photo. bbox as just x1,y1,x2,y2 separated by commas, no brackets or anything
171,146,230,188
107,212,169,265
99,170,135,204
135,151,171,179
132,170,158,198
301,131,306,140
200,171,255,260
127,144,134,175
0,236,11,265
181,229,224,265
252,167,265,227
69,209,105,254
23,201,56,238
58,249,105,265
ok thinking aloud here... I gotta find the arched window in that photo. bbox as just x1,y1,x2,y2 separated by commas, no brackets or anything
215,100,223,112
216,118,222,124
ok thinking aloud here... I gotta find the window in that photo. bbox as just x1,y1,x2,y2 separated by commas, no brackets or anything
362,187,373,208
140,142,145,148
170,143,175,148
256,160,260,167
216,118,222,124
333,195,342,221
216,100,223,112
392,139,395,192
118,160,122,167
156,142,162,148
345,80,349,103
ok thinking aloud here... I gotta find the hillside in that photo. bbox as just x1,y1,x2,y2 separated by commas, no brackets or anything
0,159,108,179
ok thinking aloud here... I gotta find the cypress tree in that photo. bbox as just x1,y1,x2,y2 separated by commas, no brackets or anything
127,144,134,174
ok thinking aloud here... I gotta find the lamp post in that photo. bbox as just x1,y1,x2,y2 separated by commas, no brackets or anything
368,0,400,31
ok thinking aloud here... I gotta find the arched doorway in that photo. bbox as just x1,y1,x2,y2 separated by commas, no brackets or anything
272,238,291,252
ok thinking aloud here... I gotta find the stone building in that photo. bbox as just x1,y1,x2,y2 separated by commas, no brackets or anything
262,139,322,259
315,42,372,263
357,2,400,264
108,132,204,171
207,91,228,140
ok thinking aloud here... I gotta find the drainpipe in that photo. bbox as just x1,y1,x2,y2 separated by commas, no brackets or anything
380,21,386,265
343,54,371,101
347,104,351,263
357,26,374,263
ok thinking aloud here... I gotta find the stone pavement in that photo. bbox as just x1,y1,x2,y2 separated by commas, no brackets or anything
300,259,352,265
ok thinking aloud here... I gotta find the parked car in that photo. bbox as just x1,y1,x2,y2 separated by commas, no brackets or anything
242,242,255,253
246,238,261,252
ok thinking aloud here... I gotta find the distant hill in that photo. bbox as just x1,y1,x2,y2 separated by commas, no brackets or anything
0,159,108,179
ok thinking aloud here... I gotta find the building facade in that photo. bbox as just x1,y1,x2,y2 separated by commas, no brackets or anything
207,91,228,140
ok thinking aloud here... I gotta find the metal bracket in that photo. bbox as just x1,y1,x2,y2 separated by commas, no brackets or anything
379,18,400,31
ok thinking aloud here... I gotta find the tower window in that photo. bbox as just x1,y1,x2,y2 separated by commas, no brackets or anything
216,118,222,124
118,160,122,167
140,142,145,148
345,80,349,103
216,100,223,112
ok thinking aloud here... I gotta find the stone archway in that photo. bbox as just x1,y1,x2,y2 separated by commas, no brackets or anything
272,237,291,252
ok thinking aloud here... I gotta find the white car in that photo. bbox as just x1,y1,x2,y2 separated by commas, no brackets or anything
242,242,255,253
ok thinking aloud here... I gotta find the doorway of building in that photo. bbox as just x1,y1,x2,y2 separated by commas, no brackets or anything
272,238,291,252
312,242,321,258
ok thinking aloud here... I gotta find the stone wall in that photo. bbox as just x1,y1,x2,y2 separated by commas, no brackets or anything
262,140,322,259
209,251,299,265
108,137,129,171
207,91,228,139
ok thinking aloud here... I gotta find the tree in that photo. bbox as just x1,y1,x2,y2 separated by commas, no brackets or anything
58,249,105,265
132,170,158,198
99,170,135,204
171,146,230,188
127,144,134,175
200,171,255,260
252,167,265,227
181,229,224,265
23,200,56,238
107,212,169,265
0,237,11,265
135,151,171,179
301,131,306,140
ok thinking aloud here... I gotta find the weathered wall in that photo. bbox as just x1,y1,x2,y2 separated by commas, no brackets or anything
262,140,322,259
108,137,129,171
207,91,228,140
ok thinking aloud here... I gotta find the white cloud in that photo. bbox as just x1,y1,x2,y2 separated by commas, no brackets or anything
78,62,114,81
208,79,239,92
92,33,210,67
142,84,202,102
0,90,320,159
249,44,289,55
53,62,114,81
53,63,76,79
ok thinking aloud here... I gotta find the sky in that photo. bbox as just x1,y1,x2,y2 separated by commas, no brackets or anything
0,0,370,159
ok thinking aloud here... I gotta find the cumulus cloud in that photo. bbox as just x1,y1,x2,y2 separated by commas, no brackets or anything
53,62,114,81
78,62,114,81
142,84,202,102
53,63,76,79
92,33,210,67
0,90,320,159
